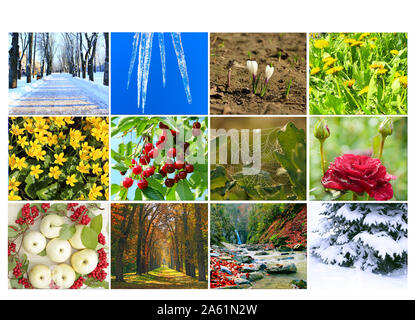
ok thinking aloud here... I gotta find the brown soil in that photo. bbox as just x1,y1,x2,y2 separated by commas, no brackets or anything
210,33,307,115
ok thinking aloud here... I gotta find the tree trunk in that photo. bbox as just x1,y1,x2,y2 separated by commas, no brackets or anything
103,32,109,86
9,33,19,89
114,205,136,282
26,33,33,83
88,33,97,81
135,205,145,275
195,204,206,281
32,33,37,77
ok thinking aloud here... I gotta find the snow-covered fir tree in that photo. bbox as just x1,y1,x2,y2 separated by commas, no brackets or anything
311,203,407,274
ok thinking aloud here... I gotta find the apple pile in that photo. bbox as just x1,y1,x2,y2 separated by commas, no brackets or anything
8,203,108,289
121,121,199,191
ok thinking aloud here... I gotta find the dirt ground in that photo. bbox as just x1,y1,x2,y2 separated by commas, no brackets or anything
210,33,307,115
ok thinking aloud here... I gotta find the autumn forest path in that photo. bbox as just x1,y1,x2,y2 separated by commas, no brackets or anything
111,267,207,289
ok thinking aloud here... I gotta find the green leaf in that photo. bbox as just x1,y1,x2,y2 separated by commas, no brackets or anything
112,163,129,173
210,165,228,190
142,186,164,200
111,184,121,196
81,226,99,250
36,183,58,200
90,215,103,234
59,224,76,240
134,187,143,200
8,226,19,239
175,179,195,200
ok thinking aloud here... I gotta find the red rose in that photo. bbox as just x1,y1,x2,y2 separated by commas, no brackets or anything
321,154,396,200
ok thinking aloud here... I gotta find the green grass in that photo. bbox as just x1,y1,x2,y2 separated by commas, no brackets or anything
111,267,208,289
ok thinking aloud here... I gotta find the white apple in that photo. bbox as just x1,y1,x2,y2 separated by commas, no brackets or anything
40,214,64,239
71,249,98,275
52,264,76,289
69,225,86,250
46,238,72,263
23,231,46,255
28,264,51,289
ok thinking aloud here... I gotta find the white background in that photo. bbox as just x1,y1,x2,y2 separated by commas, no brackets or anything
1,0,414,300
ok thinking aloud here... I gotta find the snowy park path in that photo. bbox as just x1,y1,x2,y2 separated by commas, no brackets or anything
9,73,109,115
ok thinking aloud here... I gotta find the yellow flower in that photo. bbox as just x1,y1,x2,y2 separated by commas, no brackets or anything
344,38,355,44
376,68,388,75
101,174,109,186
88,183,103,200
369,44,376,49
78,194,86,200
76,161,90,174
390,49,399,55
9,154,17,169
323,57,337,69
399,76,407,88
48,166,62,180
9,176,21,192
17,136,29,148
79,150,90,162
30,165,44,179
310,67,320,75
394,72,401,78
66,174,78,187
358,33,370,41
9,191,22,200
90,147,103,161
51,117,66,128
314,39,329,49
326,66,343,75
103,162,109,174
343,79,355,87
369,63,384,69
359,86,369,95
54,152,67,166
10,124,24,136
92,163,103,175
13,157,28,170
350,40,364,47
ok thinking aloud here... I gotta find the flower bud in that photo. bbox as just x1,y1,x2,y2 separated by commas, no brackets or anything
314,118,330,142
378,118,393,138
246,60,258,77
265,65,274,81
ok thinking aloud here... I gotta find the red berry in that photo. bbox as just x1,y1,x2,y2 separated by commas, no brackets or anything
131,159,137,165
137,179,148,190
139,155,150,165
167,148,177,158
185,164,194,173
132,165,142,175
156,140,165,150
122,177,134,188
148,148,159,158
159,169,167,177
175,161,185,170
147,167,155,176
144,143,154,154
166,163,175,173
165,178,175,188
120,171,127,176
193,121,201,129
178,171,187,179
174,174,180,183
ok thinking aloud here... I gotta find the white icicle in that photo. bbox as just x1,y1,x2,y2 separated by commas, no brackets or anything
140,32,154,113
136,33,147,111
158,32,166,87
171,32,192,104
127,33,139,89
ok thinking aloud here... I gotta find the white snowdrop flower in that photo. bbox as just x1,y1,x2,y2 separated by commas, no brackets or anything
246,60,258,77
265,65,274,82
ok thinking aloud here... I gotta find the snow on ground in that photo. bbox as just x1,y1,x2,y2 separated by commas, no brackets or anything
8,75,50,103
71,72,109,108
309,256,407,290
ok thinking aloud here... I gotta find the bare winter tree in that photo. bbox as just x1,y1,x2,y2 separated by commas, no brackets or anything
18,33,29,79
62,33,77,76
26,33,33,83
103,32,109,86
9,33,19,88
85,32,98,81
32,33,37,77
38,33,55,77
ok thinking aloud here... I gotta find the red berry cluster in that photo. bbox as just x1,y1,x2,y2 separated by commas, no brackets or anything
88,248,108,282
70,276,85,289
98,233,106,245
18,277,31,289
8,241,16,256
41,203,50,212
13,261,23,278
15,204,39,225
69,204,90,225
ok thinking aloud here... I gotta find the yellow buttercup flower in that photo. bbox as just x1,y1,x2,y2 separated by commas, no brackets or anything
9,191,22,200
369,63,384,69
10,124,24,136
30,165,44,179
48,166,62,180
90,147,103,161
399,76,407,88
358,33,370,41
390,49,399,55
88,183,103,200
66,174,78,187
310,67,320,75
376,68,388,75
101,174,109,186
9,176,21,192
17,136,29,148
13,157,28,170
92,163,103,175
76,161,90,174
51,117,66,128
54,152,67,166
350,40,364,47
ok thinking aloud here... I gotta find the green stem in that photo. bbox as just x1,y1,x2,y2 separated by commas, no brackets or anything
379,137,385,159
320,141,326,176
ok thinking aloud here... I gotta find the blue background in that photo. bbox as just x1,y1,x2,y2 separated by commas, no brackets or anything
111,32,208,115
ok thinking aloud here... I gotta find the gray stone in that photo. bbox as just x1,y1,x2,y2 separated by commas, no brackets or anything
266,263,297,274
248,271,265,282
